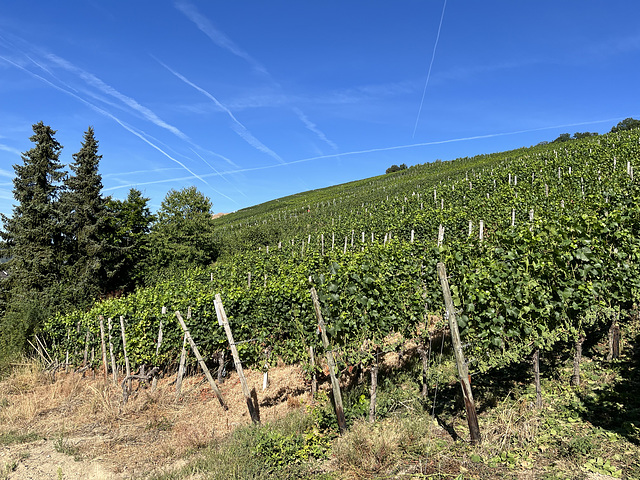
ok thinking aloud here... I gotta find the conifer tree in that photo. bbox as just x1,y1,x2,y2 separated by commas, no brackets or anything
104,188,154,292
0,122,66,294
0,122,66,354
60,126,109,306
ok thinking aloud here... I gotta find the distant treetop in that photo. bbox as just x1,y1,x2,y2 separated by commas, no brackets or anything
611,117,640,133
386,163,408,174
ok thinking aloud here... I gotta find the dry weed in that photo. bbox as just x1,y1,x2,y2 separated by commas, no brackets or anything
480,394,540,455
331,416,438,477
0,360,48,395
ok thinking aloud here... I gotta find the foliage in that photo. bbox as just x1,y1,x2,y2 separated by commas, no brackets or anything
59,126,111,308
0,123,67,355
147,186,218,277
42,127,640,385
385,163,407,174
104,188,155,293
611,117,640,133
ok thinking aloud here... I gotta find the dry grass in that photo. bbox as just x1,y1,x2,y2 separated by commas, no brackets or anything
0,359,311,477
331,415,445,478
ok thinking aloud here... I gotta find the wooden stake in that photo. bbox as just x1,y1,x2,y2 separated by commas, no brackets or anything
437,263,481,444
99,316,108,382
309,346,317,397
608,317,621,361
217,350,226,384
369,353,379,423
175,332,187,400
214,295,260,423
310,287,347,434
83,327,90,369
533,349,542,408
175,311,227,410
108,318,117,385
570,336,585,387
120,316,132,400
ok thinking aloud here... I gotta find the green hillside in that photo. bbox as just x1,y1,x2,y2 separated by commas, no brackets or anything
34,127,640,478
45,128,640,371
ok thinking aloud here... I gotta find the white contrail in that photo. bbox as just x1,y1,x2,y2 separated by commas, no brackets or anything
412,0,447,138
0,144,21,157
157,59,286,164
104,171,239,206
197,116,630,176
103,167,183,178
174,0,268,76
0,166,15,178
292,107,338,150
173,2,339,151
0,53,211,186
45,53,190,141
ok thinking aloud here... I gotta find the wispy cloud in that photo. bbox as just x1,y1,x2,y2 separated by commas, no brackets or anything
174,0,268,76
45,53,190,141
102,167,183,178
173,2,339,154
0,144,21,157
0,51,214,187
0,166,15,178
413,0,447,137
202,116,632,176
292,107,338,150
157,59,286,164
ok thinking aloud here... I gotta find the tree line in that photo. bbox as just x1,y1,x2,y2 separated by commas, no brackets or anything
0,122,218,359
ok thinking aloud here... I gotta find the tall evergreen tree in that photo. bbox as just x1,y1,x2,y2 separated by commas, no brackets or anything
104,188,154,293
0,122,66,294
60,126,110,306
0,122,66,355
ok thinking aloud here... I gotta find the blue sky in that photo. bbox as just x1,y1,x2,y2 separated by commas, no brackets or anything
1,1,639,217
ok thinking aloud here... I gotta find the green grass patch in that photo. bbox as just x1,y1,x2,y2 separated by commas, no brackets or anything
0,430,39,446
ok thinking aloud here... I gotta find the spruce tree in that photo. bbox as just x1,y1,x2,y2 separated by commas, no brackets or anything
60,126,109,306
104,188,154,293
0,122,66,355
0,122,66,294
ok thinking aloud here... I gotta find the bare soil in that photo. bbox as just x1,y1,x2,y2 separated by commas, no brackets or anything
0,364,310,479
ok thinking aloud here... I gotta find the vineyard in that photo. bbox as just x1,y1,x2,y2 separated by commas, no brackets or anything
39,129,640,466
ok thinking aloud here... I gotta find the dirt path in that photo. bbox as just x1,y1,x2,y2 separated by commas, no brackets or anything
1,438,124,479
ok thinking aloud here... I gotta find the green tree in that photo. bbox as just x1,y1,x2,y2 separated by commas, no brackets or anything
103,188,155,293
148,186,218,275
0,122,67,356
59,127,110,307
573,132,598,140
552,133,571,143
611,117,640,133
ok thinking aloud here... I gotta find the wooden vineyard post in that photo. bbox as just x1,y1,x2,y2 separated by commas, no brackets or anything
153,307,166,392
83,327,90,370
570,336,585,387
175,311,227,410
120,316,132,401
608,313,621,361
436,262,481,444
533,349,542,408
108,318,117,385
99,316,108,382
310,287,347,434
217,351,226,384
175,332,188,400
214,294,260,424
309,346,317,397
369,351,379,423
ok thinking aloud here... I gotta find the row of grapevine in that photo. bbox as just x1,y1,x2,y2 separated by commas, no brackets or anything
43,129,640,387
